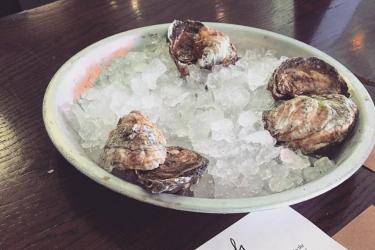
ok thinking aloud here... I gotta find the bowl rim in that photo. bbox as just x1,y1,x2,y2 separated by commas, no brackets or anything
43,22,375,213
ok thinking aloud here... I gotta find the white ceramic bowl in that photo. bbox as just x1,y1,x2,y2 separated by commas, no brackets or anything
43,23,375,213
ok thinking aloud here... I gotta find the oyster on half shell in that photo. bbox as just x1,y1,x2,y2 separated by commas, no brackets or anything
167,19,238,76
102,111,167,171
263,94,357,154
268,57,349,100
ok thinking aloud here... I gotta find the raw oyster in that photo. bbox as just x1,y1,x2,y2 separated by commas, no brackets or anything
167,19,237,76
268,57,349,99
263,94,357,154
102,111,167,171
112,146,209,194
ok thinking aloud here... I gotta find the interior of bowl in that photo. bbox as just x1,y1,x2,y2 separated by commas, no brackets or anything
43,23,375,213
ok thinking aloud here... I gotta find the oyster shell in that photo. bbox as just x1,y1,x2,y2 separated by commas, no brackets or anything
112,146,209,194
263,94,357,154
268,57,349,99
102,111,167,171
134,146,209,194
167,19,238,76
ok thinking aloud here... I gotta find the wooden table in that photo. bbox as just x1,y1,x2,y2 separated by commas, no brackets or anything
0,0,374,249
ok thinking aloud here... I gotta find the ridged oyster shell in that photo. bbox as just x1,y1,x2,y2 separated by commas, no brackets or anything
134,146,209,194
167,19,237,75
112,146,209,194
263,94,357,154
102,111,167,171
268,57,349,100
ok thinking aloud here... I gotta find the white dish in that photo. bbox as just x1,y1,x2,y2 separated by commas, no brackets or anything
43,23,375,213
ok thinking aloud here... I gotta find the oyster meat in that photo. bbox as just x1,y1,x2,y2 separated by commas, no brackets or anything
263,94,357,154
102,111,167,171
167,19,238,76
268,57,349,99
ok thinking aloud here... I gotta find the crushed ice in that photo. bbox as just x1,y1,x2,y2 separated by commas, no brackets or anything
64,35,336,198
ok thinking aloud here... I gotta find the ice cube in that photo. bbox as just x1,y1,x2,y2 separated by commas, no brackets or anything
191,173,215,198
213,84,250,111
258,161,276,180
255,145,281,165
186,65,210,86
238,110,257,128
243,130,275,145
142,59,167,89
211,119,235,142
247,87,275,111
268,176,295,192
280,148,311,170
189,108,224,140
303,157,335,182
313,157,335,168
247,67,271,91
130,75,150,95
195,91,215,108
171,92,191,107
193,138,239,159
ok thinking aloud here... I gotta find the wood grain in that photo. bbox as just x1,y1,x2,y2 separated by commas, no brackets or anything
0,0,374,249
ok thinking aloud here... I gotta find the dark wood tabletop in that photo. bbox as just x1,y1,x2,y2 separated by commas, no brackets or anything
0,0,374,249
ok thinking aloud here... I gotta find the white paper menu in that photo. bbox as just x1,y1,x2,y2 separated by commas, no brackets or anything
197,207,346,250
